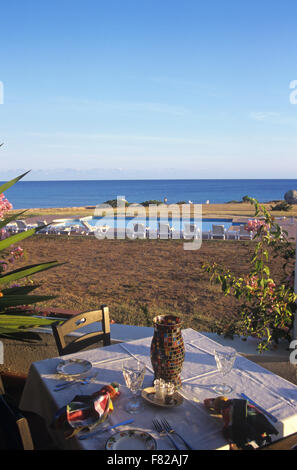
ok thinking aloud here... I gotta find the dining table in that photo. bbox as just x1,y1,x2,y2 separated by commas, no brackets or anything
19,328,297,451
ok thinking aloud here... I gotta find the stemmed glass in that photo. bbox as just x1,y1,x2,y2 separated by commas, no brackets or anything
213,347,236,395
122,359,146,414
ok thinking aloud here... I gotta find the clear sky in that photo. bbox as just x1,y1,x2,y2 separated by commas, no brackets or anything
0,0,297,179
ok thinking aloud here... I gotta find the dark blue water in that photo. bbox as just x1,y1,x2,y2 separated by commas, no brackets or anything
1,179,297,209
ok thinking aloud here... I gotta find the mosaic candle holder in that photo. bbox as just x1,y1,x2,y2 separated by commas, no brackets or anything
150,315,185,389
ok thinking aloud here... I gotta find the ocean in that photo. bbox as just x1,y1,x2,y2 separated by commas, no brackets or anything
2,179,297,210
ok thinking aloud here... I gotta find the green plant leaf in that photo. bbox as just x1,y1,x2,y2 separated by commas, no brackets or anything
0,210,28,230
0,261,64,285
1,285,42,295
0,226,44,251
0,314,57,336
0,294,55,308
0,171,31,194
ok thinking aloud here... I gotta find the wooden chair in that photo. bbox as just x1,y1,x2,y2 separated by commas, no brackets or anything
0,375,34,450
52,305,111,356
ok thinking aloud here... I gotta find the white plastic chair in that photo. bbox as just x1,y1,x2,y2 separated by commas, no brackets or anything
183,223,201,240
158,223,174,239
129,223,147,239
209,224,226,239
237,224,253,240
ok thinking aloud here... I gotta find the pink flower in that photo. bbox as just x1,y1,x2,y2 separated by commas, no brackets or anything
0,193,13,219
0,229,9,240
10,246,24,259
246,219,269,233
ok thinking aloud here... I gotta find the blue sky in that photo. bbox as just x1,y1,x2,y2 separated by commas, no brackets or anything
0,0,297,179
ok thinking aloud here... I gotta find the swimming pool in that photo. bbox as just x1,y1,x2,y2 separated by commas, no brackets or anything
53,216,238,233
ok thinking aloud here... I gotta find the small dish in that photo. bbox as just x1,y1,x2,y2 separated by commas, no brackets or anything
141,387,183,408
106,430,157,450
56,358,92,377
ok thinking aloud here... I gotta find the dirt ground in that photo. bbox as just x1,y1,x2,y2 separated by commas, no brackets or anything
1,235,296,382
16,235,294,327
14,236,260,327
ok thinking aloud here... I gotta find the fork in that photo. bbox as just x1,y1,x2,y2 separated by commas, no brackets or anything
54,373,97,391
161,417,194,450
152,418,181,450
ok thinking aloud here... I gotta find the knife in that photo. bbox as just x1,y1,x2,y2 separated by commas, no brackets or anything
240,393,278,423
78,419,134,440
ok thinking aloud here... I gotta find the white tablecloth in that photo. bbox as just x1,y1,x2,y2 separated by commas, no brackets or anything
20,328,297,450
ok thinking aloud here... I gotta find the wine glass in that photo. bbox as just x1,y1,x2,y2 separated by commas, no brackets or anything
122,359,146,414
213,347,236,395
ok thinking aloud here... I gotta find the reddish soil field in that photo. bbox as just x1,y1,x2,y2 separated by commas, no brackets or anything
16,235,294,333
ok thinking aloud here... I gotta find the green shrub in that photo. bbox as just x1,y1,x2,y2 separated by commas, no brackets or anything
270,201,292,212
0,171,63,339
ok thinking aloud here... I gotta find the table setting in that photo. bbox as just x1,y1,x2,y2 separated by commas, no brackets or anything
19,316,297,450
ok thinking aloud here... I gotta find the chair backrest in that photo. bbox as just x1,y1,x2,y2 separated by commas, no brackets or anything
81,220,95,232
212,224,225,234
0,378,34,450
158,223,171,239
133,223,145,232
0,375,4,395
52,305,111,356
15,220,27,229
239,224,249,234
184,223,197,233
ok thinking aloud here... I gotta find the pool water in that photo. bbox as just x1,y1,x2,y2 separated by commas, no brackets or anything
54,216,238,233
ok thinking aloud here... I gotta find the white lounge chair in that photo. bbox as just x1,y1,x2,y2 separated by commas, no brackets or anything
183,223,201,240
93,225,111,238
81,220,97,234
14,220,39,232
67,224,86,235
33,220,50,233
42,224,61,235
58,227,72,235
209,224,226,240
237,224,253,240
5,222,18,233
158,223,175,239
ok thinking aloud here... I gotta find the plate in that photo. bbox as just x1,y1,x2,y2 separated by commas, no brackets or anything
141,387,183,408
106,430,157,450
56,358,92,377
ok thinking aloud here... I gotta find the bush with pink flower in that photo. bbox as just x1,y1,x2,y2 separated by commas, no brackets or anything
0,193,13,218
203,197,297,352
245,219,270,234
